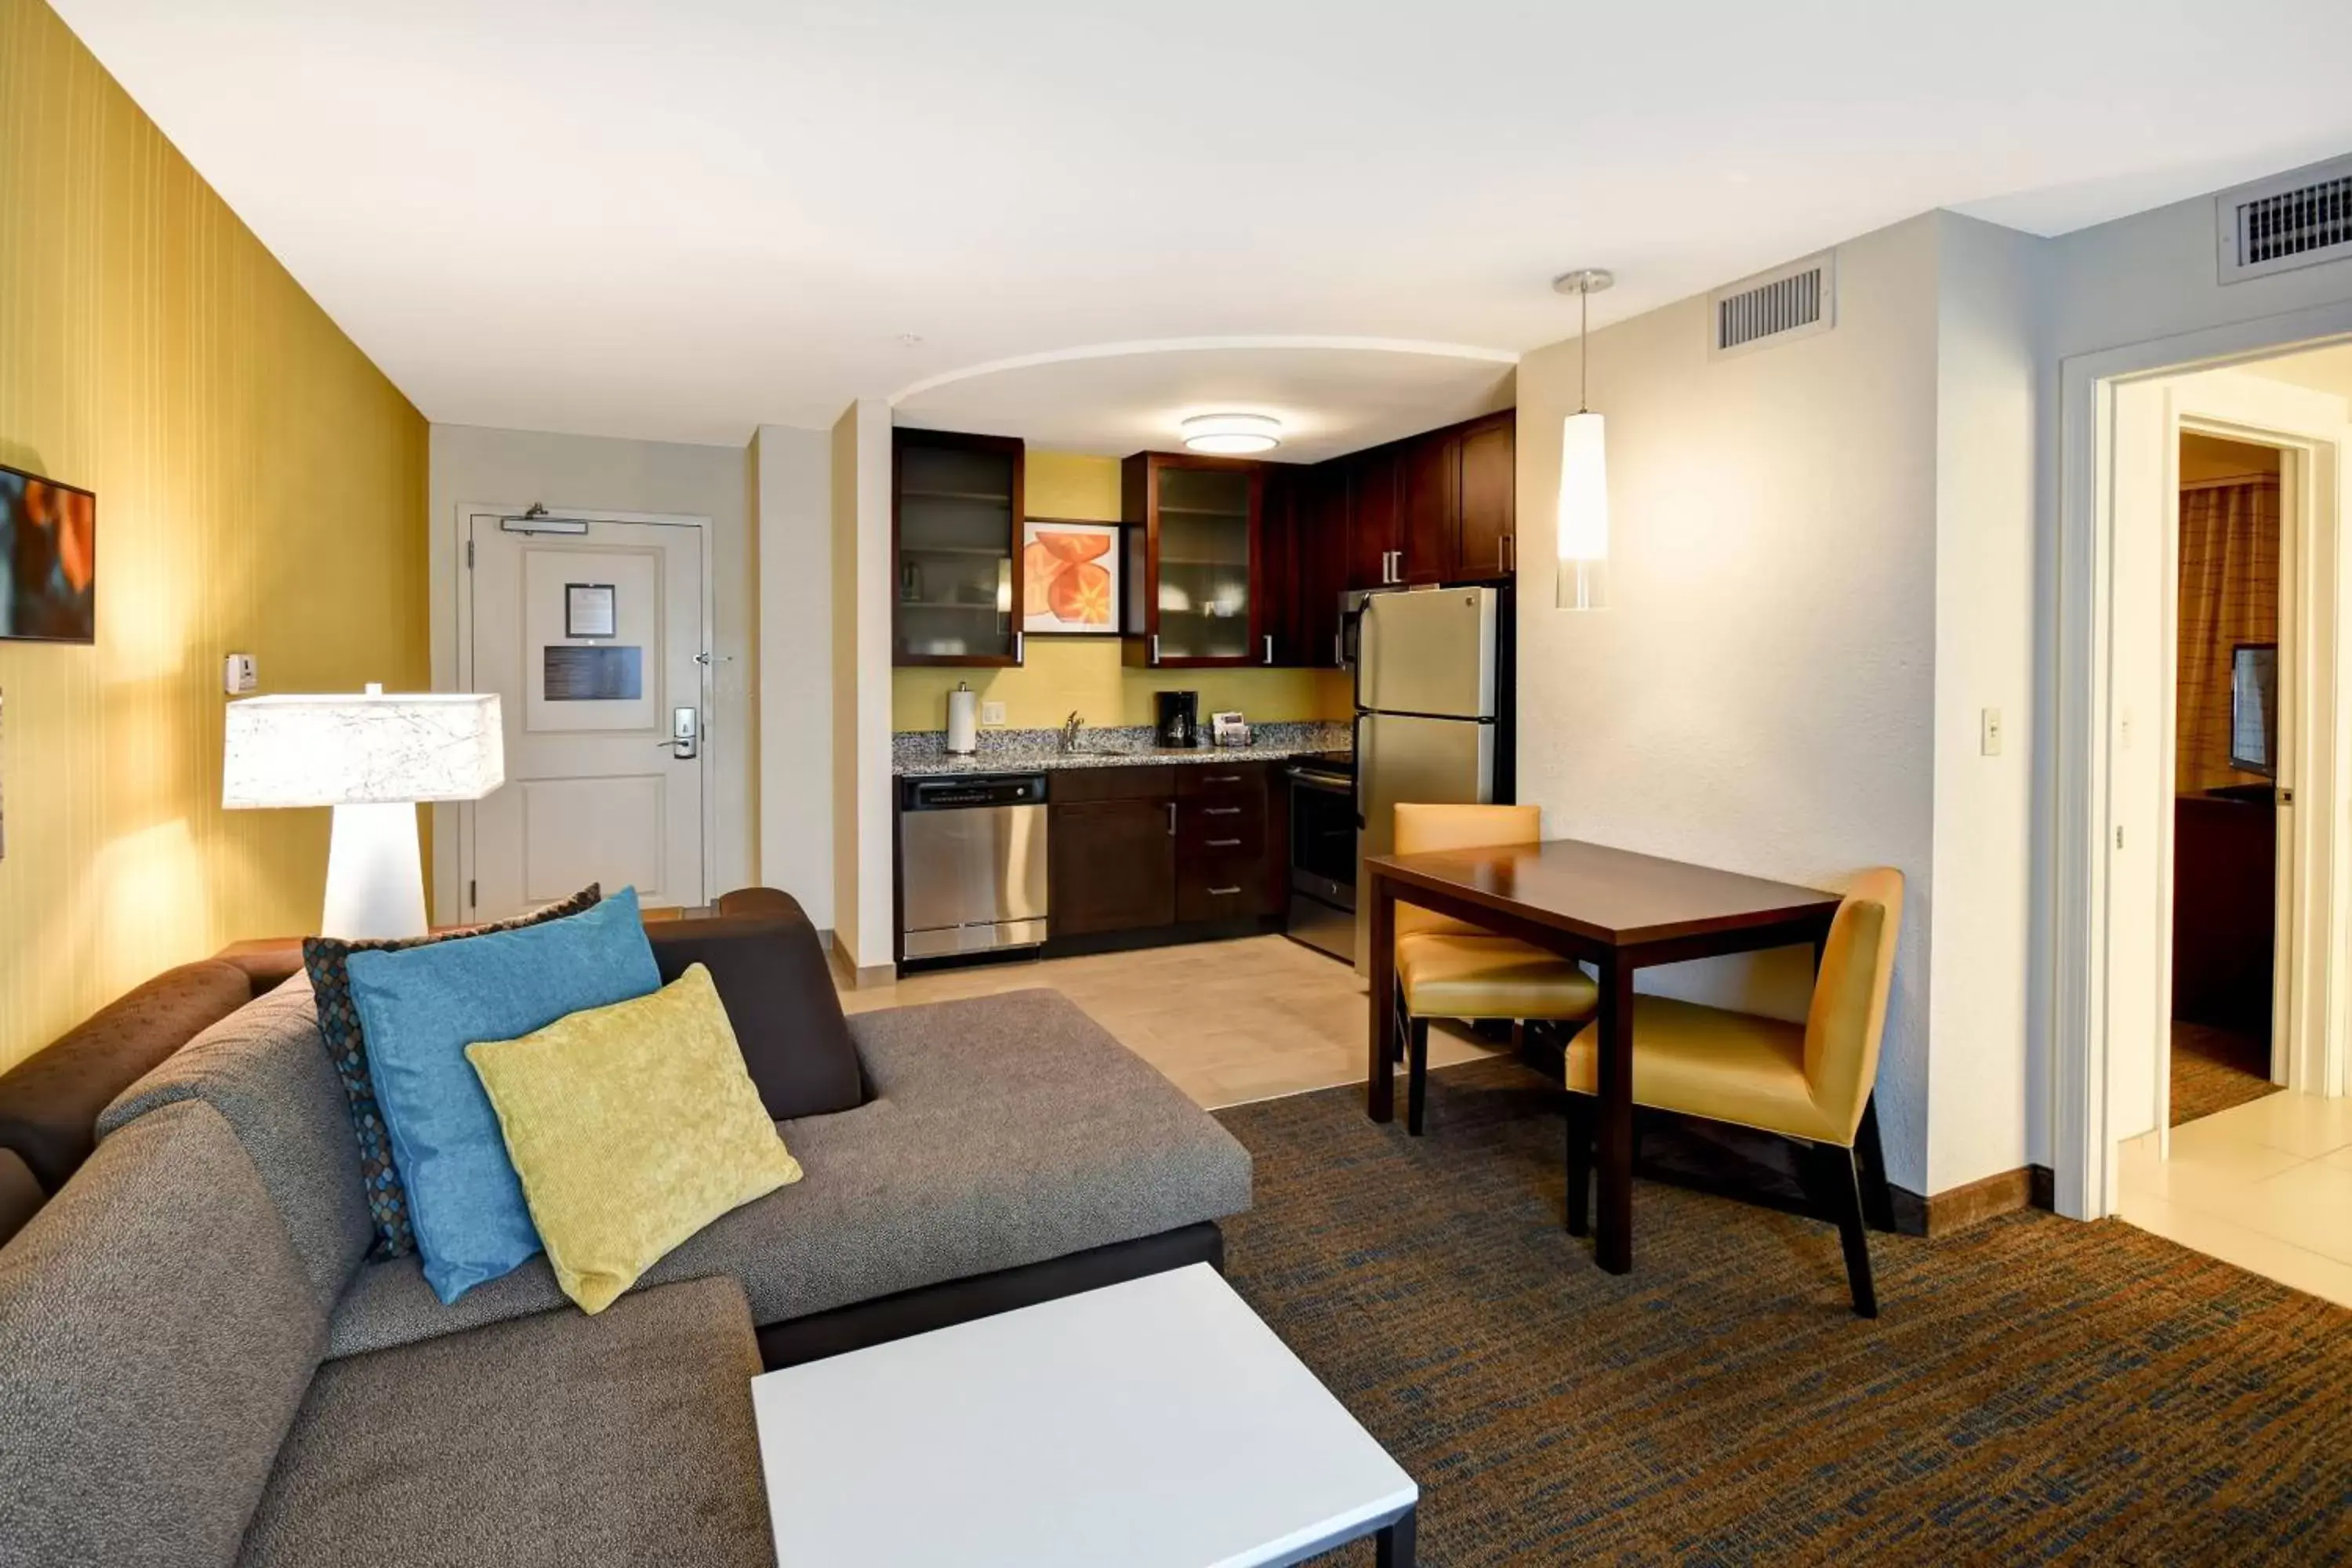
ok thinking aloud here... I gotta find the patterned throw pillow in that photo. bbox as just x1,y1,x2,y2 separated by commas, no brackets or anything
303,885,600,1259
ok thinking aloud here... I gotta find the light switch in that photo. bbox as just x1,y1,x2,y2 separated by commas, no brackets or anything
980,701,1007,727
1980,706,2002,757
223,653,258,695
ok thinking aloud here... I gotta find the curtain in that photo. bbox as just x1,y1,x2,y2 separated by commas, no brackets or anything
2176,477,2281,794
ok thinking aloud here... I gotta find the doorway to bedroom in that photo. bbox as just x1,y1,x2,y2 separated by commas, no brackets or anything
2098,343,2352,1307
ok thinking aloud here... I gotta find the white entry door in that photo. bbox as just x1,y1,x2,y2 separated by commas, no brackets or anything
462,510,709,920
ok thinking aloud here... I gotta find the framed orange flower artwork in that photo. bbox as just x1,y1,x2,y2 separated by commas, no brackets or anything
1021,520,1122,636
2,461,96,644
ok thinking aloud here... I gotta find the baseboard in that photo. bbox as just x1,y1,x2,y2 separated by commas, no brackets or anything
1888,1163,2057,1237
823,941,897,990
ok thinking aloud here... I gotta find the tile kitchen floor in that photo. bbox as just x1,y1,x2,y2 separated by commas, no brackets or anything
2117,1087,2352,1309
835,935,1504,1111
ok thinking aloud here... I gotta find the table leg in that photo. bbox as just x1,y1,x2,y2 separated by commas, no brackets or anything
1367,869,1398,1123
1375,1504,1417,1567
1595,956,1636,1274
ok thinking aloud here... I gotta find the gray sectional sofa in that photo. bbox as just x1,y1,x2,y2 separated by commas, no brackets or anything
0,900,1252,1567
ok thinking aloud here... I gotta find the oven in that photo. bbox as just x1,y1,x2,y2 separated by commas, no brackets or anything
1284,757,1357,963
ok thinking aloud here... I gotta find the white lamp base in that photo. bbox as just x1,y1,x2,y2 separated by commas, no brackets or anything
322,801,429,940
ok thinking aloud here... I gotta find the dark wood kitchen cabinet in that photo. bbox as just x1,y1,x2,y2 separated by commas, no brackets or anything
1455,412,1516,580
1313,411,1515,595
1123,452,1271,669
1048,767,1178,938
1347,445,1403,590
1400,434,1457,586
893,428,1025,666
1046,762,1281,950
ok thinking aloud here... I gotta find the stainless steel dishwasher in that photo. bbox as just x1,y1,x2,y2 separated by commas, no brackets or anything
897,773,1050,961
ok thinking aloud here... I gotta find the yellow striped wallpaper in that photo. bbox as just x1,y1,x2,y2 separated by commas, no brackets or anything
0,0,429,1071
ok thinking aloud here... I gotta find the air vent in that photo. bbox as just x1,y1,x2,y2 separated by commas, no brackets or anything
2219,157,2352,284
1709,252,1835,358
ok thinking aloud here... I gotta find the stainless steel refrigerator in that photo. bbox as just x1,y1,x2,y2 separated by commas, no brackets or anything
1352,585,1513,972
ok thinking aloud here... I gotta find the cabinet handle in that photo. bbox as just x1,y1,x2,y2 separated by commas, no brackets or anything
1333,632,1342,666
1206,886,1243,897
1203,806,1242,816
1207,838,1242,848
1149,633,1160,666
1497,538,1506,575
1204,774,1242,783
1264,633,1273,664
1014,630,1024,661
1166,802,1176,836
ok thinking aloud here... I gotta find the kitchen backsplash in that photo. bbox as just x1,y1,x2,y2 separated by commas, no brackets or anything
893,720,1352,770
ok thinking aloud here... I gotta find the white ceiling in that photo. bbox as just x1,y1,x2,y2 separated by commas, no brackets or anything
895,343,1515,463
50,0,2352,450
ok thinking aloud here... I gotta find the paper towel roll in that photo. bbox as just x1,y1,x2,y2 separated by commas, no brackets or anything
946,685,978,756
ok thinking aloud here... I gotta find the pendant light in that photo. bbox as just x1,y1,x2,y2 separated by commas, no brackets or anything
1552,269,1614,611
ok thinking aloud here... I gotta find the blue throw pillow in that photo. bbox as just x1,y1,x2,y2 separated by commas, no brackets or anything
347,888,661,1303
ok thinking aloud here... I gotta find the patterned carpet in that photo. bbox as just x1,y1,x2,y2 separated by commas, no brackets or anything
1214,1058,2352,1566
2172,1021,2284,1127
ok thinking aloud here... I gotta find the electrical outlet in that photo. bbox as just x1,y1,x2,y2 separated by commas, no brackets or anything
1980,706,2002,757
223,653,258,695
980,701,1007,727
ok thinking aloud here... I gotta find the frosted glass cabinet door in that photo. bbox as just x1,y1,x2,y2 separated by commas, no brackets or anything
1156,465,1252,661
896,430,1024,666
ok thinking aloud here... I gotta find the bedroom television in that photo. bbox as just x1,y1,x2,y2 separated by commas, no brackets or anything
2229,641,2278,779
1,460,96,644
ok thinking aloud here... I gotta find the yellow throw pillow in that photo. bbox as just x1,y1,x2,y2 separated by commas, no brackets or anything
465,963,803,1313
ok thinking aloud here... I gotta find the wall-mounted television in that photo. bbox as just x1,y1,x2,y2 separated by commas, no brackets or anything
2230,642,2278,778
1,460,96,644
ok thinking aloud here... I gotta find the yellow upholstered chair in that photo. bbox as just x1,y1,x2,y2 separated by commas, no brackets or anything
1392,804,1600,1135
1563,867,1903,1316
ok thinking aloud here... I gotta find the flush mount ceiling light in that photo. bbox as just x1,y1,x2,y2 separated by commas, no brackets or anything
1181,413,1281,455
1551,268,1615,612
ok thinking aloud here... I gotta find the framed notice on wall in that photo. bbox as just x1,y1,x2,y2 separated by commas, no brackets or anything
564,583,617,639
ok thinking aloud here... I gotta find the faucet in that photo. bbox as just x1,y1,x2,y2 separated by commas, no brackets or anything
1061,711,1087,753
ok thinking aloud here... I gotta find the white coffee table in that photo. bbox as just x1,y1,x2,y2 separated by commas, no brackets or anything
749,1264,1419,1566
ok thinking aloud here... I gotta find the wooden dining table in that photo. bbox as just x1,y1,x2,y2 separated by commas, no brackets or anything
1363,837,1842,1275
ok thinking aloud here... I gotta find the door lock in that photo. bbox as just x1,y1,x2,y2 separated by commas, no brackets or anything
662,706,699,760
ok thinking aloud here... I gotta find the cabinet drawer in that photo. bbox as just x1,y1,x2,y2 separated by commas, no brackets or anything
1051,764,1175,803
1178,853,1275,922
1178,807,1265,861
1175,761,1269,799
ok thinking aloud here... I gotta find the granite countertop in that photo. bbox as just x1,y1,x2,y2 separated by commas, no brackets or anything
893,720,1352,778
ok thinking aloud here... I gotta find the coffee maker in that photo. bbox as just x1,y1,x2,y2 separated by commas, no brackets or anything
1155,690,1200,749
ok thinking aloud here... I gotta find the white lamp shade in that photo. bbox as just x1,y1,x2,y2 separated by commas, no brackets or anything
1555,411,1610,611
223,691,505,808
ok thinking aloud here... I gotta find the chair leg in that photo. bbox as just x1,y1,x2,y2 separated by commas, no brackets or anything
1564,1092,1592,1236
1406,1017,1430,1136
1815,1143,1878,1319
1855,1094,1897,1232
1389,978,1409,1065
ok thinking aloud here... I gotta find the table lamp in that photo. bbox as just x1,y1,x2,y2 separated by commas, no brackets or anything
223,684,506,939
